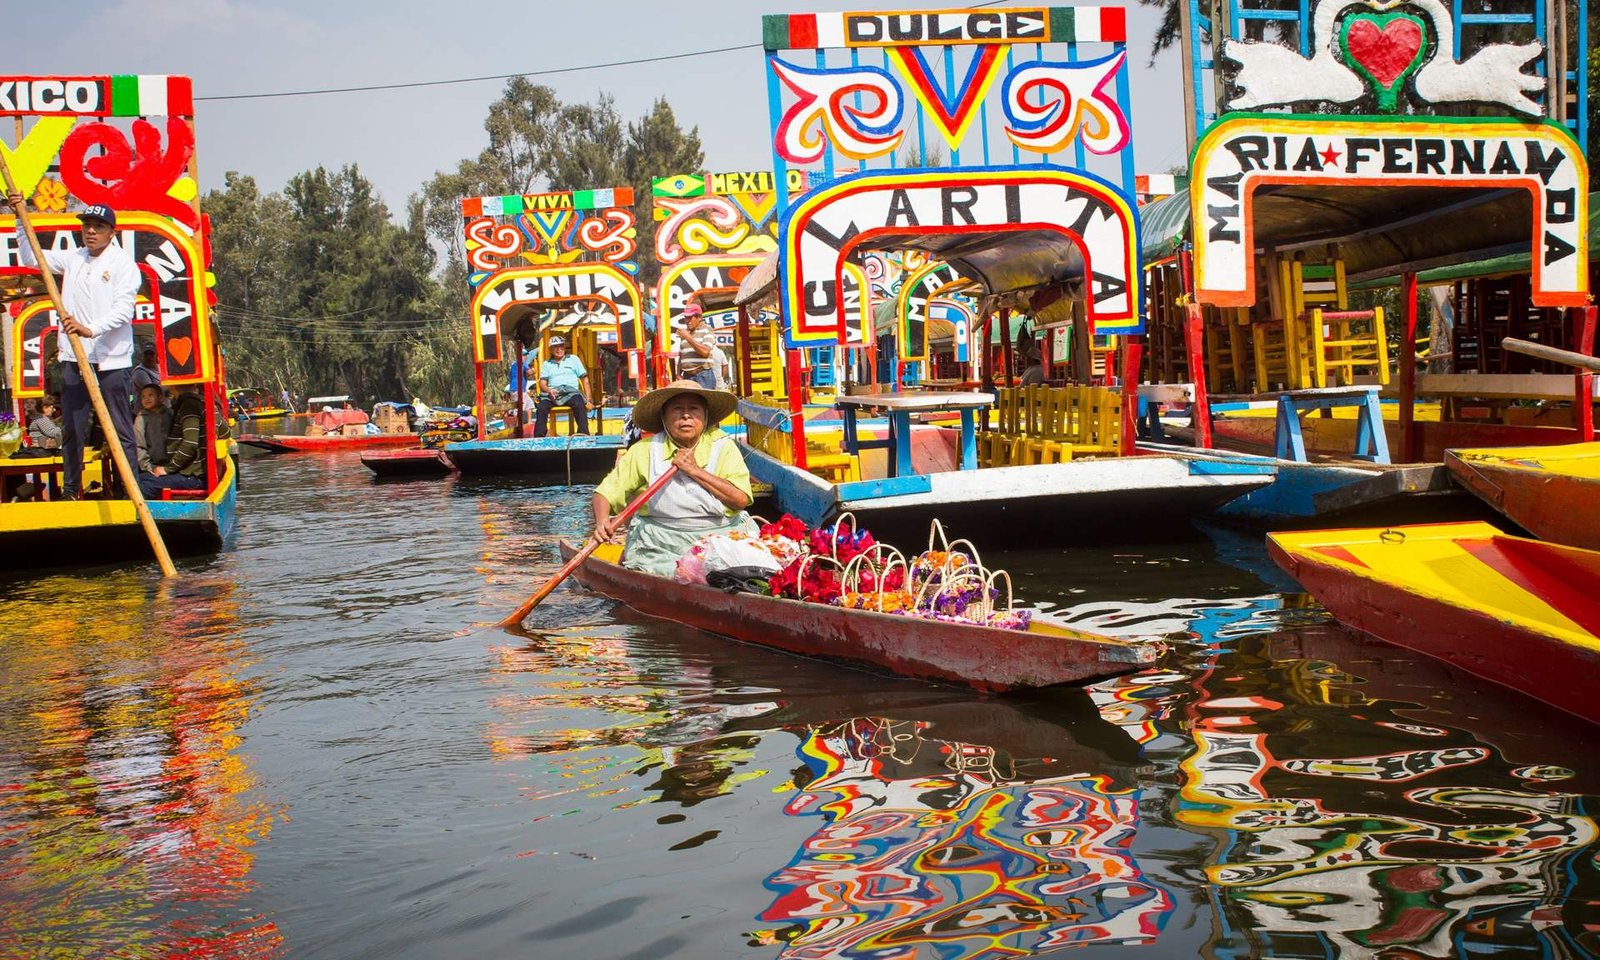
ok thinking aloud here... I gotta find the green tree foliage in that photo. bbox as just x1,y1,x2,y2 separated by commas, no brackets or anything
208,82,703,405
208,165,459,403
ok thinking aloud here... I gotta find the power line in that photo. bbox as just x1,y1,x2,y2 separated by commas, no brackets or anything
194,44,760,102
189,0,1010,103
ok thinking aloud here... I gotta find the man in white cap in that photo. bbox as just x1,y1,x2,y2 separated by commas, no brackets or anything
5,197,142,499
533,335,590,437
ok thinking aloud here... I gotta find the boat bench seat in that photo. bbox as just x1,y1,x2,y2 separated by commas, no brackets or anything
979,385,1122,466
159,488,208,500
804,443,856,483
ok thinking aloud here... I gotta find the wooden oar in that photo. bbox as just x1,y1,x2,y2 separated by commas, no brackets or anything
1502,337,1600,374
497,464,678,627
0,158,177,577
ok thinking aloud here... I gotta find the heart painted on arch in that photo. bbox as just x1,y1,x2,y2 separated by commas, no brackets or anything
167,336,193,368
1339,11,1430,111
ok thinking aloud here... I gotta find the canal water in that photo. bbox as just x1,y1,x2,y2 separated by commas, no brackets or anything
2,452,1597,959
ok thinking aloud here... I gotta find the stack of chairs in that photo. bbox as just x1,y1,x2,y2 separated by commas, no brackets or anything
980,385,1123,466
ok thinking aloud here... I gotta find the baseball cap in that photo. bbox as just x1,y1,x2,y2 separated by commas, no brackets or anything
78,204,116,228
682,303,704,318
549,336,567,347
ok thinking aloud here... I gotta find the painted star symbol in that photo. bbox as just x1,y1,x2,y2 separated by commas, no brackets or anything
1319,143,1342,167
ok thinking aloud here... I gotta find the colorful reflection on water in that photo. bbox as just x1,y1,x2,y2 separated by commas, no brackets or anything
0,455,1595,958
0,572,281,958
754,718,1172,957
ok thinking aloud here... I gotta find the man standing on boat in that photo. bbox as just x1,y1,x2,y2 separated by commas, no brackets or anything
7,197,142,499
532,336,590,437
672,304,718,389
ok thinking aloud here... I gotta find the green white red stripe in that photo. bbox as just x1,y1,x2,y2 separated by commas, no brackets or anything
762,8,1125,50
461,187,635,217
110,75,193,116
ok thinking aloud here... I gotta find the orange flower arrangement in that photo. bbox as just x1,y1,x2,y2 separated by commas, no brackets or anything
32,178,67,213
838,590,915,613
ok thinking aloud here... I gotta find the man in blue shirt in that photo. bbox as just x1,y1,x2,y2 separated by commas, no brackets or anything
533,336,590,436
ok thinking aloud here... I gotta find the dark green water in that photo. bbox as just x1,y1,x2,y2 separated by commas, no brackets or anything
1,452,1596,959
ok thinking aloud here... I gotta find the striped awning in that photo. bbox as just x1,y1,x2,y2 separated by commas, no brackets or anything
1139,190,1190,261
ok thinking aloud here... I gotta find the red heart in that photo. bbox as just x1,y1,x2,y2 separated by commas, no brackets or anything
1346,17,1424,88
167,336,193,368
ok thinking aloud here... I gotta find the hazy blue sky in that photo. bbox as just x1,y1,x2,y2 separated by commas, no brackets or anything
9,0,1189,211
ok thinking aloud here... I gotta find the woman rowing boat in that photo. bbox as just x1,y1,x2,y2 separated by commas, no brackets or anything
591,380,754,575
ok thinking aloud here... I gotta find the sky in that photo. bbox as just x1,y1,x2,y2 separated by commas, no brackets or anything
7,0,1191,214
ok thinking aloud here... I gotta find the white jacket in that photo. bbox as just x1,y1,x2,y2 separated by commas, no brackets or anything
16,223,142,369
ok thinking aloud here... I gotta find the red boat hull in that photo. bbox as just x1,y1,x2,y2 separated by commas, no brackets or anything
1445,451,1600,551
239,433,418,453
562,541,1162,692
1268,537,1600,726
361,448,455,477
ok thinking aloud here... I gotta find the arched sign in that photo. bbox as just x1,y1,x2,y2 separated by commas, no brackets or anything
1192,115,1589,307
779,166,1139,347
895,260,974,362
470,263,642,362
656,258,763,347
3,212,211,392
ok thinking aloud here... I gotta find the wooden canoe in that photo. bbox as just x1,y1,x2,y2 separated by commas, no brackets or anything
561,541,1165,692
1445,442,1600,550
237,432,418,453
1268,521,1600,726
361,448,455,478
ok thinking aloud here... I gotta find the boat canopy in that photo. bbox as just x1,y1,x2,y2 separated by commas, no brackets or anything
734,250,779,307
1138,184,1551,285
1350,190,1600,290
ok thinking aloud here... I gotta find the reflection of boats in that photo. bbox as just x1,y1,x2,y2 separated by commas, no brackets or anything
1268,522,1600,725
756,716,1173,956
237,432,417,454
1446,443,1600,550
360,447,455,478
563,541,1164,691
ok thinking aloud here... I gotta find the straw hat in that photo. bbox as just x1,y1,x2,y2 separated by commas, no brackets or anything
633,379,737,433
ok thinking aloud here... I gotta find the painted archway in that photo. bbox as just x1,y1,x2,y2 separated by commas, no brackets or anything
470,263,643,363
1191,115,1589,307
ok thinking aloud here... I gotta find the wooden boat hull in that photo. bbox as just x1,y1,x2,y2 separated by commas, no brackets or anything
238,432,417,453
1268,522,1600,726
446,436,622,480
742,442,1273,547
562,541,1163,692
361,448,455,478
1445,443,1600,550
0,450,239,569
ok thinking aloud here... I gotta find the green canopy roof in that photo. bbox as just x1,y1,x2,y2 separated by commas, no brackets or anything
1351,191,1600,289
1139,191,1191,261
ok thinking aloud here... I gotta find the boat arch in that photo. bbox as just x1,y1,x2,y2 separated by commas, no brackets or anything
470,262,643,363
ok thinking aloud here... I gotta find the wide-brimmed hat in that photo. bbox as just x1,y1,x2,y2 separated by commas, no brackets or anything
633,379,737,433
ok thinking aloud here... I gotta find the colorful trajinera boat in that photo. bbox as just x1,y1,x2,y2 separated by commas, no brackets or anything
0,73,236,568
1445,443,1600,550
1128,0,1593,522
1268,522,1600,726
562,540,1163,692
684,9,1274,545
444,185,644,476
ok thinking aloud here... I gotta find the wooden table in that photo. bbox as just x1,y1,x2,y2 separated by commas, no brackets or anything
834,391,995,477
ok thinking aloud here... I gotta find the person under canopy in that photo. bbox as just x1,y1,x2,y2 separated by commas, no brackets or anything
591,380,753,576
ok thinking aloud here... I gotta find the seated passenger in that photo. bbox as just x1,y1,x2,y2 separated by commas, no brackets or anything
533,336,589,437
591,380,753,576
138,386,208,497
134,384,172,477
28,397,62,450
